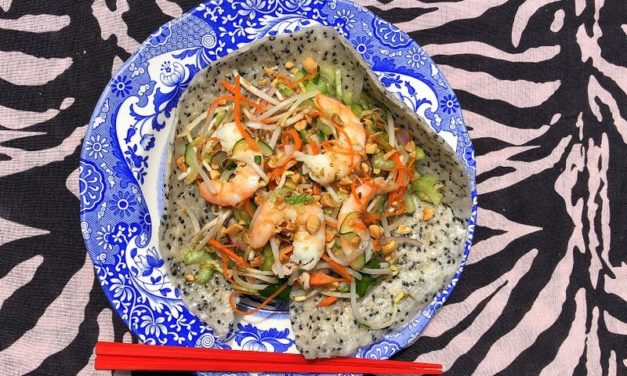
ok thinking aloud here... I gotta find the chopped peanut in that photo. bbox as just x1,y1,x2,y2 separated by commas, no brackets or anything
224,223,243,236
284,181,297,191
290,173,302,184
184,274,195,282
395,224,412,235
294,119,307,131
350,235,361,247
368,224,383,239
422,207,434,221
360,162,370,174
404,140,416,152
365,143,378,154
393,291,405,304
285,61,294,69
325,228,336,243
383,150,397,161
303,57,318,74
209,169,220,180
338,176,352,186
321,193,339,208
176,155,187,171
381,239,397,255
306,215,321,235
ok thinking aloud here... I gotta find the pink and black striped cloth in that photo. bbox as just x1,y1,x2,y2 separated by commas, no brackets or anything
0,1,625,375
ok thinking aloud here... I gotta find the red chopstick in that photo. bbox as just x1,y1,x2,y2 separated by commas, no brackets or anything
95,341,442,374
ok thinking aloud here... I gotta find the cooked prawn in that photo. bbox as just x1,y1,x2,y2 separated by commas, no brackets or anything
294,95,366,185
249,199,325,271
197,122,261,206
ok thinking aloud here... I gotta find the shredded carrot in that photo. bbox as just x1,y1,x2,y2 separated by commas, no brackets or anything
308,140,319,155
284,128,302,156
208,239,248,267
270,72,298,90
391,152,410,187
269,144,299,182
205,95,234,117
353,221,367,232
221,80,267,112
325,218,338,228
309,270,345,286
279,245,294,263
372,238,381,252
297,71,317,83
244,198,254,217
320,141,359,157
268,158,296,182
227,76,260,152
363,210,381,224
321,254,353,282
316,295,338,307
219,253,238,286
228,283,289,316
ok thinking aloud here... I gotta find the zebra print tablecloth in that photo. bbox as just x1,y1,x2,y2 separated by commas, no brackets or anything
0,1,625,375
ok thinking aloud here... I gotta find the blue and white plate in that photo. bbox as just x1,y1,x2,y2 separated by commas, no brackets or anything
80,0,477,369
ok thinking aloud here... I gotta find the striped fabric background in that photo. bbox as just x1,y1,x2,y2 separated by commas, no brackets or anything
0,1,625,375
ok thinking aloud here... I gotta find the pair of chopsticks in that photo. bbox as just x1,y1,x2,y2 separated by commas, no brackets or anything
95,341,442,374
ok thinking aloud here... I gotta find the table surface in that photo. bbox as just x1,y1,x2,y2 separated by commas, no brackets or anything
1,1,625,375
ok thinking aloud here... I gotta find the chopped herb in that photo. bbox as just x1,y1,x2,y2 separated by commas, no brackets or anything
254,155,262,165
285,194,314,205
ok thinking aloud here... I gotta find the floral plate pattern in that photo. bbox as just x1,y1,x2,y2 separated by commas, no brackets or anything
80,0,477,372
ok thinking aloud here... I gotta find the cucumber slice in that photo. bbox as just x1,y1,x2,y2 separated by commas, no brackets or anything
349,253,365,270
232,138,248,155
183,143,199,184
316,119,333,136
339,212,361,235
405,193,416,214
257,139,273,156
232,138,273,157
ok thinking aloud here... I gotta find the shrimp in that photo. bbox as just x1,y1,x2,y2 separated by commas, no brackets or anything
337,177,398,261
198,165,260,207
197,121,261,206
249,199,326,271
294,95,366,185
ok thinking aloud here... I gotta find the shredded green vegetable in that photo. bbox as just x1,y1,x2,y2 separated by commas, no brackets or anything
411,175,444,205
